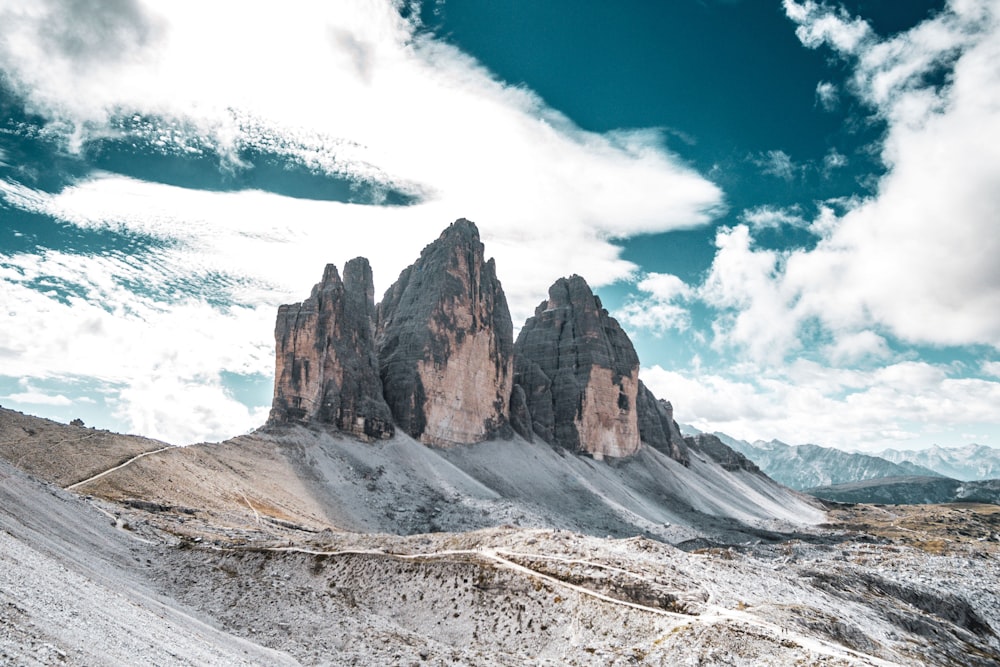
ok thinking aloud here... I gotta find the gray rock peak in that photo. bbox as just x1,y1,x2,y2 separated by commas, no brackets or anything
636,381,690,466
376,218,514,446
268,257,394,440
512,274,641,459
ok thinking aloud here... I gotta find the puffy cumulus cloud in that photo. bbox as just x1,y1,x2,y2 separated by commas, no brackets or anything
614,272,693,335
642,359,1000,451
0,0,724,440
782,0,872,53
699,225,802,364
707,1,1000,366
822,330,891,365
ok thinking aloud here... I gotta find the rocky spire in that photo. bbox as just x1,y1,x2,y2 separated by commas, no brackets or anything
512,275,641,459
268,257,394,440
636,381,690,466
375,219,514,446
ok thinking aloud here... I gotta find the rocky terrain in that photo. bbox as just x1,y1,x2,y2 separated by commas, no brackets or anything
2,430,999,666
2,219,998,665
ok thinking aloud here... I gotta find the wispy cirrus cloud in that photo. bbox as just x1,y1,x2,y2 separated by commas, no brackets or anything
752,149,800,181
815,81,840,110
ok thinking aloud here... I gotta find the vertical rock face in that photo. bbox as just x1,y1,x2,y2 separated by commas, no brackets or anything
375,219,514,447
636,381,690,466
269,258,394,440
513,275,641,459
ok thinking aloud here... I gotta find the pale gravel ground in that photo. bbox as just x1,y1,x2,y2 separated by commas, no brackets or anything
2,415,999,666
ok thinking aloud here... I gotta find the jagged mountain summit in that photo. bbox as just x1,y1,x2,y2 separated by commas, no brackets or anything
513,275,642,459
375,219,514,446
267,218,692,465
270,257,394,440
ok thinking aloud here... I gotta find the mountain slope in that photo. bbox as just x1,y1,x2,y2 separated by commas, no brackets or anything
0,406,168,487
73,423,824,547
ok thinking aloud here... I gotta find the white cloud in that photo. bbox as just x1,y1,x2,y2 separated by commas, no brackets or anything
642,360,1000,451
752,149,799,181
705,0,1000,365
815,81,839,110
615,272,693,334
822,148,848,173
783,1,873,54
739,205,807,230
699,225,801,364
2,389,73,406
822,330,891,365
0,0,725,442
982,361,1000,378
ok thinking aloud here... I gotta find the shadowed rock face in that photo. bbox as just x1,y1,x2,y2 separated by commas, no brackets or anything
685,434,759,473
269,258,394,440
375,219,514,446
636,381,690,466
513,275,641,459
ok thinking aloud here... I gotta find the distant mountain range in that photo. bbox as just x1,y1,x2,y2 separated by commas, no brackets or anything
705,433,941,491
879,444,1000,482
680,427,1000,503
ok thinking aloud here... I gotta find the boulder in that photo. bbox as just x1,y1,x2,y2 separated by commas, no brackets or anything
269,258,394,440
375,219,514,446
513,275,641,459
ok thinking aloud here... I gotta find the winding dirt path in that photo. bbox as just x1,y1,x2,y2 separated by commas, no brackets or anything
258,543,902,666
65,446,173,491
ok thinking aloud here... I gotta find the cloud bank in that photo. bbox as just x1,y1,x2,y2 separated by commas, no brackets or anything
631,0,1000,449
0,0,723,442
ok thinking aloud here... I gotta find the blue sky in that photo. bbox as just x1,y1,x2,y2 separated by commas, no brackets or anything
1,0,999,451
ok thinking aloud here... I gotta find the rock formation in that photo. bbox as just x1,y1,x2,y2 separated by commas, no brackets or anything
685,434,760,473
375,219,514,446
269,258,394,440
636,381,690,466
512,275,641,459
267,219,694,461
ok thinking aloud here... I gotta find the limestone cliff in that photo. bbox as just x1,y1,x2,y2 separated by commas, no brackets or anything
375,219,514,446
512,275,641,459
636,381,690,466
269,258,394,440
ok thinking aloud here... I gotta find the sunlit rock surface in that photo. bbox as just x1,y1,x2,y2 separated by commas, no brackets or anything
375,219,514,446
269,258,394,440
513,275,641,459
